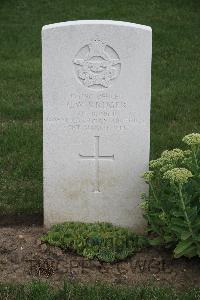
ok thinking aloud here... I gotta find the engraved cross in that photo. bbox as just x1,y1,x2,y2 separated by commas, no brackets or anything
79,136,114,193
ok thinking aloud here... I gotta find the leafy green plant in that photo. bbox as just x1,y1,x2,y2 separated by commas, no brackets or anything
141,133,200,258
41,222,147,262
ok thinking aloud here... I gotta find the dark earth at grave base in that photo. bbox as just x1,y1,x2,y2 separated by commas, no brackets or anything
0,226,199,290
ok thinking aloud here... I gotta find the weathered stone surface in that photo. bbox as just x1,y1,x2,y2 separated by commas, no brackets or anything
42,20,152,232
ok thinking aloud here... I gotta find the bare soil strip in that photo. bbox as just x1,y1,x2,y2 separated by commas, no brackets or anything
0,226,199,289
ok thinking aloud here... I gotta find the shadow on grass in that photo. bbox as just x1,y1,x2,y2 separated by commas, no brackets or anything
0,213,43,227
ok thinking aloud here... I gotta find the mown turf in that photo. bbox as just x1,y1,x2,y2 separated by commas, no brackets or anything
0,0,200,214
0,281,199,300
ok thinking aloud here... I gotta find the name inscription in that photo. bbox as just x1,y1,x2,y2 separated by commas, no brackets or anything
47,93,145,131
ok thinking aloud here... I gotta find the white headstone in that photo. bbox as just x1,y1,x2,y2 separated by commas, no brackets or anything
42,20,152,232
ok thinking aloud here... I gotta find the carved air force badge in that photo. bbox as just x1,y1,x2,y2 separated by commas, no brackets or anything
73,39,121,90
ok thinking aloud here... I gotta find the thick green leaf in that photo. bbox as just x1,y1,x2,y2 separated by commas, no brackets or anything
149,237,163,246
170,225,185,234
171,218,187,227
163,235,174,243
172,210,184,217
181,231,192,241
174,239,194,256
174,245,197,258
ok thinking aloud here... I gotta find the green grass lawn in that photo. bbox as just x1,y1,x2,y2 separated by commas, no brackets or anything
0,0,200,215
0,281,200,300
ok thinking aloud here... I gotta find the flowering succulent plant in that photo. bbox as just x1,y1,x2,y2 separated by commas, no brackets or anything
182,133,200,146
141,133,200,258
163,168,193,185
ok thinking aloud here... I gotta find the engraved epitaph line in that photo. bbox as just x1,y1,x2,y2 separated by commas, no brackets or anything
79,136,114,193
